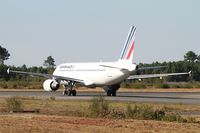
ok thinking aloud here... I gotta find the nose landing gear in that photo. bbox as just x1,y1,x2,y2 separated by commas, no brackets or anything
63,81,77,96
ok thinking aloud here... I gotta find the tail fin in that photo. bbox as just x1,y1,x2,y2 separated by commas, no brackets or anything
119,26,136,63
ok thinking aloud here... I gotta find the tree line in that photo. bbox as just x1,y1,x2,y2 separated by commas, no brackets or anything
0,45,55,81
0,45,200,82
138,51,200,82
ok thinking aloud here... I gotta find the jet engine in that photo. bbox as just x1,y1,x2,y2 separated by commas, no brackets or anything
43,79,60,91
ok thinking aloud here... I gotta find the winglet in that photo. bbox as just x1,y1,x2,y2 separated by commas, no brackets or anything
7,68,10,74
188,71,192,76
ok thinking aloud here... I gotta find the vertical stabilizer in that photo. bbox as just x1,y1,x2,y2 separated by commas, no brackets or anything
119,26,136,63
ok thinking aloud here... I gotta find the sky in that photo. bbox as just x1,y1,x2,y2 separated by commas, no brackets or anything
0,0,200,67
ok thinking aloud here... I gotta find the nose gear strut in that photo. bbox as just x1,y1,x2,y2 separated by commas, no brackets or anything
63,81,77,96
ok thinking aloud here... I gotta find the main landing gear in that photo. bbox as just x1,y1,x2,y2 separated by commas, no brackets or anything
63,82,120,97
63,81,77,96
104,84,120,97
106,89,116,96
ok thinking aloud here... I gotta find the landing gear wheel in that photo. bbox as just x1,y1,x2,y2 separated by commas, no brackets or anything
63,90,68,95
72,90,77,96
112,90,116,96
107,90,112,96
63,89,76,96
107,90,116,96
63,81,77,96
68,90,72,96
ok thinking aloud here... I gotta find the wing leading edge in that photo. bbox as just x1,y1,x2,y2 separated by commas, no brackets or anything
127,71,191,80
7,68,84,83
138,66,168,71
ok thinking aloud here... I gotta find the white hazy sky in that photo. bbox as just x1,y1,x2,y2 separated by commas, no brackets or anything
0,0,200,67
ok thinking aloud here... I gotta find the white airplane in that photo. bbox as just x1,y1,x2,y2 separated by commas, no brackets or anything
7,26,190,96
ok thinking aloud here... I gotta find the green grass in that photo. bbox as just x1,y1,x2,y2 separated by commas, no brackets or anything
5,97,23,112
1,81,200,90
122,82,200,89
89,96,110,117
0,96,199,123
155,84,170,88
0,81,43,89
88,97,199,123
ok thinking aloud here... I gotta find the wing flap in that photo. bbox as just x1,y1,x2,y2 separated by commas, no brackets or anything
127,71,191,80
138,66,168,71
99,64,128,71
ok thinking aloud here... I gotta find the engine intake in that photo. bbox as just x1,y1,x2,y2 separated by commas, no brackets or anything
43,79,60,91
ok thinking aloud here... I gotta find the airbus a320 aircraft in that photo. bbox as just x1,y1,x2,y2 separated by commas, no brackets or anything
7,26,190,96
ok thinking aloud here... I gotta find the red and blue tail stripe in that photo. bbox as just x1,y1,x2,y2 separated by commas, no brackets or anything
119,26,136,62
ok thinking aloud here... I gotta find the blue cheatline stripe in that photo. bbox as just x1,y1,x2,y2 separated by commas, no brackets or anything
120,26,136,60
120,26,134,59
121,26,136,59
122,27,136,59
124,28,135,59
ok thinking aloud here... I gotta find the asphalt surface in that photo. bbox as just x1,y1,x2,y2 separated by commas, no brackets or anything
0,91,200,104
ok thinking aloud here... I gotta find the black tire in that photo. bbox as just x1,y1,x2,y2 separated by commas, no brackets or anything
72,90,77,96
107,90,112,96
112,90,116,96
63,90,68,95
68,90,72,96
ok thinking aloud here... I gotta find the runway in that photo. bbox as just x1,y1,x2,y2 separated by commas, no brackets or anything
0,91,200,104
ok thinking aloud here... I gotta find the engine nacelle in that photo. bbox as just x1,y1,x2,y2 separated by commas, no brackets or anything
43,79,60,91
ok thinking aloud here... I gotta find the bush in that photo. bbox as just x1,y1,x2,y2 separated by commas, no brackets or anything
194,83,200,88
155,84,170,88
12,83,18,89
0,82,8,89
162,114,187,123
126,104,137,118
121,82,147,89
89,96,110,117
170,84,181,88
6,97,22,112
126,104,156,120
154,109,165,120
110,110,126,119
125,104,197,123
130,84,147,89
181,84,193,88
187,117,198,123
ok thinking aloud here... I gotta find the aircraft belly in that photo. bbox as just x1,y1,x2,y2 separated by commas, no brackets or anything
54,71,108,85
54,66,129,86
89,71,128,86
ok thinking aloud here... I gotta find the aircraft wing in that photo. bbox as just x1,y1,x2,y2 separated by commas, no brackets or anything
99,64,126,70
7,69,84,83
138,66,168,71
127,71,191,80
